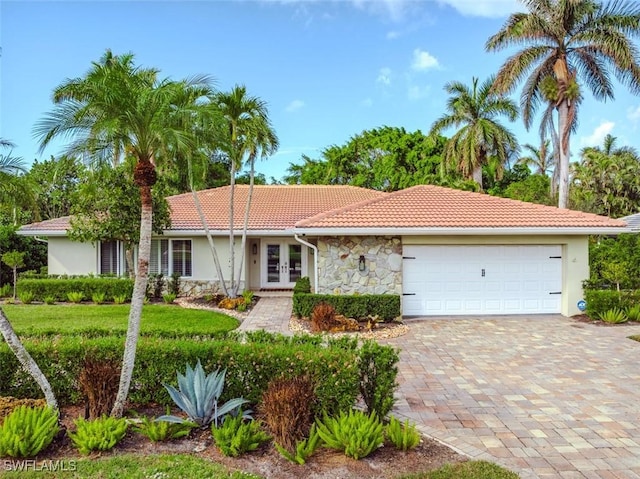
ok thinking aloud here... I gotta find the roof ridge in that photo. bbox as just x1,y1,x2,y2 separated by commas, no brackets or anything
295,188,394,226
166,184,376,200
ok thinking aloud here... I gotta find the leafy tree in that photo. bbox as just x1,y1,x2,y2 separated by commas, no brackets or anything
487,0,640,208
0,226,47,287
429,76,519,190
0,139,33,225
1,251,25,300
571,135,640,217
589,234,640,290
35,50,212,417
25,155,86,221
502,174,554,205
284,126,474,191
68,165,171,275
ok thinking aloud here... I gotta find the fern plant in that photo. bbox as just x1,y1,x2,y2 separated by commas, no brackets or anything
0,405,59,458
626,304,640,321
44,295,56,305
162,293,177,304
67,291,84,303
316,410,384,459
158,359,250,427
133,414,194,442
211,415,270,457
385,416,420,451
18,291,35,304
275,423,322,464
91,292,106,305
113,294,127,304
600,307,628,324
69,415,128,455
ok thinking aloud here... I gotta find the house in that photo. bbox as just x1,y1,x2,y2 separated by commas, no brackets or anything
19,184,627,317
619,212,640,232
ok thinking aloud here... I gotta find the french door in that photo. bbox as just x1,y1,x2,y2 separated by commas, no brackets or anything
262,241,306,288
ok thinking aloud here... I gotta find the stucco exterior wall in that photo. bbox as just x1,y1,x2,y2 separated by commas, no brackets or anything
402,235,589,317
48,237,97,276
316,236,402,295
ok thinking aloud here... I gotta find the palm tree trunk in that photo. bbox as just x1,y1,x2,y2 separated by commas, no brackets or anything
557,102,571,209
191,188,229,297
111,185,152,417
234,154,255,297
228,157,237,298
472,165,483,191
0,308,58,409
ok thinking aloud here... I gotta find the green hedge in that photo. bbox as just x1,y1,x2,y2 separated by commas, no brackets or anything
584,289,640,318
293,293,401,322
16,278,134,302
0,333,398,417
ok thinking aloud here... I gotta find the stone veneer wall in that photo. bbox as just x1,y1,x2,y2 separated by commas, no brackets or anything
317,236,402,295
179,279,245,297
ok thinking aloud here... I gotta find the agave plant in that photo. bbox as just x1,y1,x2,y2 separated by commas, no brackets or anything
158,360,250,427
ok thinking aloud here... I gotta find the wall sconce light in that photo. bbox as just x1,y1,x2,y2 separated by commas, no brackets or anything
358,255,366,272
252,243,258,255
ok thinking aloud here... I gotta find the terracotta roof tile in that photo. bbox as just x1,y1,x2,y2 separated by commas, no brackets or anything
19,216,72,232
167,185,386,230
295,185,627,229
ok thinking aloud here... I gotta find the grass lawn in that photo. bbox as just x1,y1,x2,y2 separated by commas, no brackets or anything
0,304,239,338
1,455,518,479
1,454,260,478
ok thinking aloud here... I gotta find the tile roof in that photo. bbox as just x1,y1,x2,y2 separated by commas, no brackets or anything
18,185,627,234
295,185,628,229
167,185,386,230
19,216,72,232
619,212,640,232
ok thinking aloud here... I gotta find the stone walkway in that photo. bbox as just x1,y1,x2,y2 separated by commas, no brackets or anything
239,298,640,478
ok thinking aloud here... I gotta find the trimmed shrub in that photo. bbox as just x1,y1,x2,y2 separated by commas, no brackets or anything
584,289,640,319
293,293,400,322
293,276,311,294
358,340,399,418
0,335,363,413
17,277,134,302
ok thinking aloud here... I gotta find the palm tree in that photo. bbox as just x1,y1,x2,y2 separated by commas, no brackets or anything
429,76,519,190
214,85,276,297
486,0,640,208
0,139,32,225
35,51,213,417
517,140,555,175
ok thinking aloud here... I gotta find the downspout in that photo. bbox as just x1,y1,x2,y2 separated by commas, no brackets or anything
294,234,318,293
33,237,48,243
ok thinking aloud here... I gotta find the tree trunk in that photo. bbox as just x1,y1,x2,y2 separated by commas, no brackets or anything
191,189,229,296
125,246,135,279
0,308,58,409
111,185,152,417
228,157,237,298
234,154,255,297
472,165,483,191
557,101,571,209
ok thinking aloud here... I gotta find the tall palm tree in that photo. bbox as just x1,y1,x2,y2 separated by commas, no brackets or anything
429,76,519,190
35,51,213,417
214,85,275,297
486,0,640,208
0,139,32,225
517,140,555,175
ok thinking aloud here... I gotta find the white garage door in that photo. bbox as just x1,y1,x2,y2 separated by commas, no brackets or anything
402,245,562,316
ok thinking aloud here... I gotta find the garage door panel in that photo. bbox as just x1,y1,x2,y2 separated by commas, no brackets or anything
402,245,562,316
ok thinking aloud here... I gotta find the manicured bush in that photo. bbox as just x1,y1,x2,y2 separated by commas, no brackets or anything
17,277,134,302
293,276,311,294
293,293,401,322
0,335,368,413
583,289,640,319
358,340,399,418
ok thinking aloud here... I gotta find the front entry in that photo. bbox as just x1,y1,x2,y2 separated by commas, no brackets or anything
261,241,306,289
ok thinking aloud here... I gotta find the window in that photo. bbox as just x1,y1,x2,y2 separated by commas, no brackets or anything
172,240,192,277
100,241,120,275
149,239,192,277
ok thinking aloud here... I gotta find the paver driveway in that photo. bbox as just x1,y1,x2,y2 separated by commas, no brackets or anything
386,316,640,479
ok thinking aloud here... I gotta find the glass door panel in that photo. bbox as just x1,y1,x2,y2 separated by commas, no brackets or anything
288,244,302,283
267,244,280,283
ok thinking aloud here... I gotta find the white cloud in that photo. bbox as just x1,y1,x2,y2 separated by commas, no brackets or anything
411,48,440,71
350,0,413,22
580,121,615,147
437,0,522,18
376,67,392,85
408,84,431,100
627,105,640,123
285,100,305,112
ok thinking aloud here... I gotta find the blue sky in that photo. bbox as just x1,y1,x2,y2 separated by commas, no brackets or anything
2,0,640,182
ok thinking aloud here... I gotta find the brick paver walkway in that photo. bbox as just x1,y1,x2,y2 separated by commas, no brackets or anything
386,316,640,479
240,300,640,478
